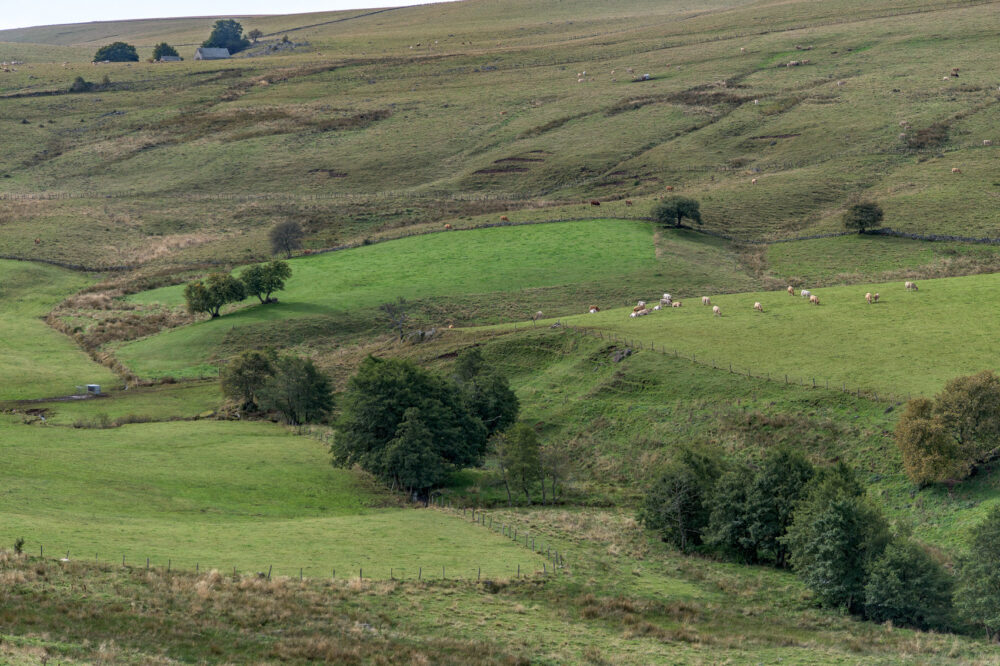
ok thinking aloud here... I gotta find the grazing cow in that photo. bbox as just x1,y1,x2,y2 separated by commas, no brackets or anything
500,215,509,222
625,200,633,206
787,285,794,295
754,302,763,312
665,186,674,191
809,294,820,305
633,304,646,313
837,80,846,86
905,281,918,291
751,178,758,185
800,289,811,298
444,223,453,230
34,238,41,245
653,305,661,311
671,301,682,307
702,296,711,306
740,47,746,54
952,168,962,174
713,305,721,316
873,292,880,303
590,200,601,206
865,292,873,304
660,293,672,305
589,305,600,313
985,140,994,146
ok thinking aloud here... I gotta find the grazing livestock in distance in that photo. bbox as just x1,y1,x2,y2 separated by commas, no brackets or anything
754,302,763,312
952,168,962,174
809,294,820,305
905,281,918,291
865,292,873,304
713,305,721,316
800,289,811,298
590,200,601,206
625,200,633,206
500,215,509,222
985,140,994,146
444,223,452,230
787,285,794,295
751,178,758,185
665,185,674,191
671,301,682,307
653,304,661,311
701,296,711,306
589,305,600,313
873,292,880,302
660,293,672,305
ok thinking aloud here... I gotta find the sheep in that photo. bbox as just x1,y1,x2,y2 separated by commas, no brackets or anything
751,178,758,185
873,292,880,303
984,140,993,146
754,302,763,312
800,289,811,298
701,296,711,306
653,304,661,311
809,294,820,305
740,47,746,54
660,293,672,305
637,300,647,307
589,305,600,313
905,281,918,291
865,292,873,304
500,215,509,222
671,301,682,307
952,167,962,174
787,285,795,295
713,305,721,316
753,99,759,104
837,80,846,86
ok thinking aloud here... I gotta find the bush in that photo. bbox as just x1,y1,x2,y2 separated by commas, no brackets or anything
93,42,138,62
257,355,332,425
652,196,702,228
152,43,179,60
183,273,247,318
863,539,953,631
203,19,250,54
241,260,291,304
955,506,1000,641
842,202,884,233
69,76,94,93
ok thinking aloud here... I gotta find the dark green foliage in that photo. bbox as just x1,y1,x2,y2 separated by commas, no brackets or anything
93,42,138,62
69,76,93,93
863,540,953,631
785,486,890,613
842,202,884,233
269,221,304,258
495,423,541,504
331,357,487,491
247,29,263,43
652,196,702,228
640,463,709,552
895,398,964,485
955,507,1000,641
203,19,250,54
706,448,813,566
241,260,292,304
257,355,332,425
385,408,448,494
453,349,519,437
183,273,247,318
152,43,179,60
220,349,276,412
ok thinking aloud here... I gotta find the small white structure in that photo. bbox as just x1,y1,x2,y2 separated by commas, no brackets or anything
86,384,101,395
194,48,230,60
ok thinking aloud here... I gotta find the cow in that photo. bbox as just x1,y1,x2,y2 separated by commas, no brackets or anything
590,200,601,206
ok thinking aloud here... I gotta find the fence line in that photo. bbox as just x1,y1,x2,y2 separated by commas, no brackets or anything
554,322,910,405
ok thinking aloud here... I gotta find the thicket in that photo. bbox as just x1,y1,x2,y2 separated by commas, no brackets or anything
203,19,250,54
152,43,179,60
220,350,332,425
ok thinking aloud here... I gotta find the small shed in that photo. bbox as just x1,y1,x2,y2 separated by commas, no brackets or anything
159,55,182,62
86,384,101,395
194,48,230,60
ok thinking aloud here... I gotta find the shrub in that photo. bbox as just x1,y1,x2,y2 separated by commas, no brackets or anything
863,539,953,631
842,201,884,233
257,355,332,425
203,19,250,54
184,273,247,318
93,42,139,62
14,537,24,554
955,506,1000,641
241,260,291,304
152,43,179,60
69,76,94,93
652,196,702,228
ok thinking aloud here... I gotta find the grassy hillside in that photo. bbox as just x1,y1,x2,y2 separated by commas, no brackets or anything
0,259,116,399
0,0,998,269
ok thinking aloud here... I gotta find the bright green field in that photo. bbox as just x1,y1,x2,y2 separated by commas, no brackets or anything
561,272,1000,398
0,260,116,400
117,221,758,379
0,419,542,578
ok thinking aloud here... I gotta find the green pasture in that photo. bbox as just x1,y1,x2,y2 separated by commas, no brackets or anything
560,272,1000,398
0,260,115,400
0,419,542,578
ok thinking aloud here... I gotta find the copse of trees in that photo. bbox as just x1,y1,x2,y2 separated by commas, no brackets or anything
955,506,1000,641
93,42,138,62
152,43,179,60
184,273,246,318
203,19,250,54
653,196,702,228
220,350,332,424
842,201,884,233
221,350,276,413
895,370,1000,485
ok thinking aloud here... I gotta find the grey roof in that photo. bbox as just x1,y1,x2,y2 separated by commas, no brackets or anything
194,47,230,60
159,55,182,62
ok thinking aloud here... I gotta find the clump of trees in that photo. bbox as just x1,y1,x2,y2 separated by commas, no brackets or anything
330,350,521,499
640,450,955,631
184,261,291,317
152,43,180,60
653,196,702,228
221,350,332,424
895,370,1000,485
955,506,1000,641
842,201,884,233
203,19,250,54
93,42,138,62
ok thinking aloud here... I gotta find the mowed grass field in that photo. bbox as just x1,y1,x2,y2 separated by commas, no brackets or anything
0,260,116,400
562,272,1000,398
117,221,759,378
0,419,543,579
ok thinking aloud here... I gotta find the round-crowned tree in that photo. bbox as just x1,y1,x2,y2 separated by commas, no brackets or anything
843,202,884,233
653,196,702,228
93,42,139,62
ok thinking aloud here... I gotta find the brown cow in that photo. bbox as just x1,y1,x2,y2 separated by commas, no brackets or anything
590,200,601,206
444,224,453,230
500,215,509,222
34,238,41,245
665,186,674,191
625,200,633,206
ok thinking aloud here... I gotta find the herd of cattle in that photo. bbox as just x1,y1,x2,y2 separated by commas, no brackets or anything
611,281,920,319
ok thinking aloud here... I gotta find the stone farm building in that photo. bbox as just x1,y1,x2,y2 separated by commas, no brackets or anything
194,48,230,60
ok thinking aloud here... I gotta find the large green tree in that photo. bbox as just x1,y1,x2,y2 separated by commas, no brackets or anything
241,260,292,304
453,349,519,437
842,202,884,233
203,19,250,54
93,42,138,62
331,357,488,490
384,408,448,495
955,506,1000,641
220,350,275,412
653,196,702,228
257,355,332,425
183,273,247,318
640,446,721,552
152,43,179,60
863,539,953,631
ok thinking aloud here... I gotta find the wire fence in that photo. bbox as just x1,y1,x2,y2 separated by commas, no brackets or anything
554,322,912,405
